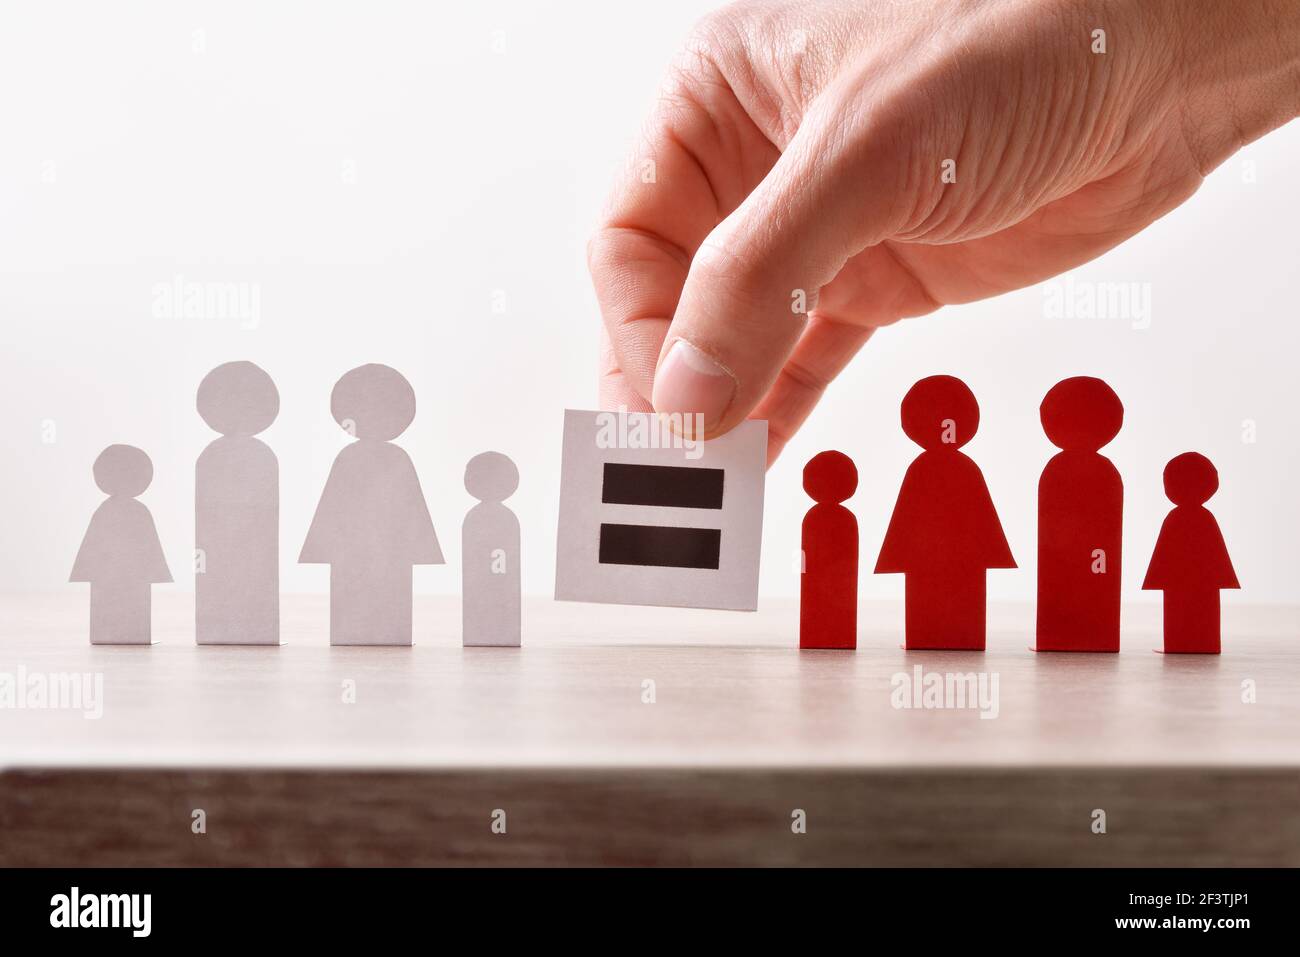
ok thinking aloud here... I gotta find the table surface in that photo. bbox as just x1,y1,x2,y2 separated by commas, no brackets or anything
3,592,1296,770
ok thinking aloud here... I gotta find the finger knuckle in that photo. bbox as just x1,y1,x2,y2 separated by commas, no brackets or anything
585,230,616,276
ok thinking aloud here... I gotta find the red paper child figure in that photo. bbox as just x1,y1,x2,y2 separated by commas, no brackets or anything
70,445,173,645
1143,452,1239,654
1036,377,1124,652
875,376,1015,650
800,451,858,650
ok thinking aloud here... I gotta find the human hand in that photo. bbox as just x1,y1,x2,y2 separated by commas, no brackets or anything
589,0,1299,463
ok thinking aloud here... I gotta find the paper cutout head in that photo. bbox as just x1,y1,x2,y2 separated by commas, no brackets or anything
465,451,518,503
93,444,153,497
197,361,280,436
803,450,857,504
1040,377,1123,452
1163,451,1218,506
901,375,979,450
330,364,416,441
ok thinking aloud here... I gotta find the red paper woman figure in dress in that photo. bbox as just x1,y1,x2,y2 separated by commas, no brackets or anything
1142,452,1239,653
875,376,1015,650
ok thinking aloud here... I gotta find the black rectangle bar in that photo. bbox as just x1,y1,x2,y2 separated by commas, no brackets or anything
598,523,721,569
601,463,724,510
1,866,1292,945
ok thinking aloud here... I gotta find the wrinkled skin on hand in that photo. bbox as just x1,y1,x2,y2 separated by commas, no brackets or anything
589,0,1298,462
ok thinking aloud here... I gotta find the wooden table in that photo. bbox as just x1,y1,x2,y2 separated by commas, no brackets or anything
2,593,1297,865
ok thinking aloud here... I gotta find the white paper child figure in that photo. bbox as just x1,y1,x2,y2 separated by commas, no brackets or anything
299,364,443,645
70,445,172,644
462,451,521,647
196,361,280,645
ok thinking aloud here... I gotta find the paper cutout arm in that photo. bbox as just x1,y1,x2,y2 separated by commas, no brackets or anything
874,460,922,574
299,453,350,564
396,449,443,564
967,461,1016,569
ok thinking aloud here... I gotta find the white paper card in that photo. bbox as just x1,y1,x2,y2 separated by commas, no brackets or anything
554,409,767,611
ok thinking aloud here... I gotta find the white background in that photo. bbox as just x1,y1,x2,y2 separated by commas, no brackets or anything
2,0,1297,611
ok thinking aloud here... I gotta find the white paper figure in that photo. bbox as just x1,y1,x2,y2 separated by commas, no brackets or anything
299,364,443,645
70,445,172,644
196,361,280,645
462,451,521,647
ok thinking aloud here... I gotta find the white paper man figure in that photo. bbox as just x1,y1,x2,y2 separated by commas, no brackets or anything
300,364,443,645
196,361,280,645
462,451,521,647
70,445,172,644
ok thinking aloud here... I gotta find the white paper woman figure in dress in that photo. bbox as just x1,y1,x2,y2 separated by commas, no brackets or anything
70,444,172,644
462,451,520,647
196,361,280,645
299,364,443,645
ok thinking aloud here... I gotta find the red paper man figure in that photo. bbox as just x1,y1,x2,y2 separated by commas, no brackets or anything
1036,377,1124,652
800,450,858,650
1143,452,1239,653
875,376,1015,650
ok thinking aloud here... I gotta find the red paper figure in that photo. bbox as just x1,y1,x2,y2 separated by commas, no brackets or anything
800,451,858,650
1036,377,1124,652
1143,452,1239,654
875,376,1015,650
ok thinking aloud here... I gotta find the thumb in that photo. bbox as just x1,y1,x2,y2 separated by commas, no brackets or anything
651,105,908,438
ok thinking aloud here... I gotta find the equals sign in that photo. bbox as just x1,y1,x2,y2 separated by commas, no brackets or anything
598,463,724,569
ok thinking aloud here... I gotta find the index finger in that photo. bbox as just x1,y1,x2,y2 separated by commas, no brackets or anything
587,45,779,404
